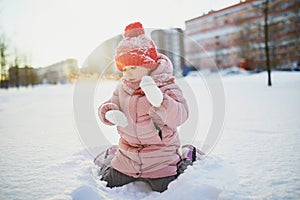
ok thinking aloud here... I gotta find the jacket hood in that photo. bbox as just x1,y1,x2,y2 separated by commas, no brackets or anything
150,53,174,86
151,53,173,77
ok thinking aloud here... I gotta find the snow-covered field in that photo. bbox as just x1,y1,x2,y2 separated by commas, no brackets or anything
0,71,299,200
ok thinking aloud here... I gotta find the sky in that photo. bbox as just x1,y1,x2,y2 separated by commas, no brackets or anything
0,0,240,68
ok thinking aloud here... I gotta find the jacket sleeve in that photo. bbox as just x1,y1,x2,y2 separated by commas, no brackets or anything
149,84,189,130
98,85,121,126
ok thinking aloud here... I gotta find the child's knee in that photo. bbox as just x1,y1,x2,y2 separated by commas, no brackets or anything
147,175,177,192
101,167,135,188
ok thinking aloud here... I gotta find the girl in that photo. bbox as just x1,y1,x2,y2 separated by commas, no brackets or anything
98,22,190,192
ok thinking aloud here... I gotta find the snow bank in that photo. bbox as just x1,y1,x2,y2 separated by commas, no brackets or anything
71,154,238,200
1,72,299,200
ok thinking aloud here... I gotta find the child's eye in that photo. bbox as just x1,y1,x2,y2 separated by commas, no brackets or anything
123,67,136,72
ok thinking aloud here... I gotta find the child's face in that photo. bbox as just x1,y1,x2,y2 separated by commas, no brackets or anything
122,66,151,82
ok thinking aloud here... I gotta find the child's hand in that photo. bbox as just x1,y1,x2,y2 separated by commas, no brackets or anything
140,76,163,108
105,110,128,128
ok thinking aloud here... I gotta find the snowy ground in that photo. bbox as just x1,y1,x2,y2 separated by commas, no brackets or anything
0,71,299,200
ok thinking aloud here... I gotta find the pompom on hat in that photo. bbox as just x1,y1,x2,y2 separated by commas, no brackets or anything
115,22,158,72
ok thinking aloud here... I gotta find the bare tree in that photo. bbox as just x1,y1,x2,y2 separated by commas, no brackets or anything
264,0,272,86
9,53,20,88
0,34,9,88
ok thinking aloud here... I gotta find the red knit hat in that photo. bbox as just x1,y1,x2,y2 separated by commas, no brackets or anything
115,22,158,72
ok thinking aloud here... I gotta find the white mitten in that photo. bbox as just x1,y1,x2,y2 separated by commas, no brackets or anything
105,110,128,128
140,76,163,108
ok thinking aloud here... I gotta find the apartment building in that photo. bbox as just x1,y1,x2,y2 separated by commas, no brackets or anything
185,0,300,70
151,28,185,75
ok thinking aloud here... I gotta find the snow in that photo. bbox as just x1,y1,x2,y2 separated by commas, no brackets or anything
118,34,153,50
117,34,155,60
0,71,300,200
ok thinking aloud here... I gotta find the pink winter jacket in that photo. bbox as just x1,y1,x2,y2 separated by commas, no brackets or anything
98,53,189,178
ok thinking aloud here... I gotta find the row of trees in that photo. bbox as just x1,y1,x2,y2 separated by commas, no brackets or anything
0,0,36,89
0,34,79,89
0,33,38,89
